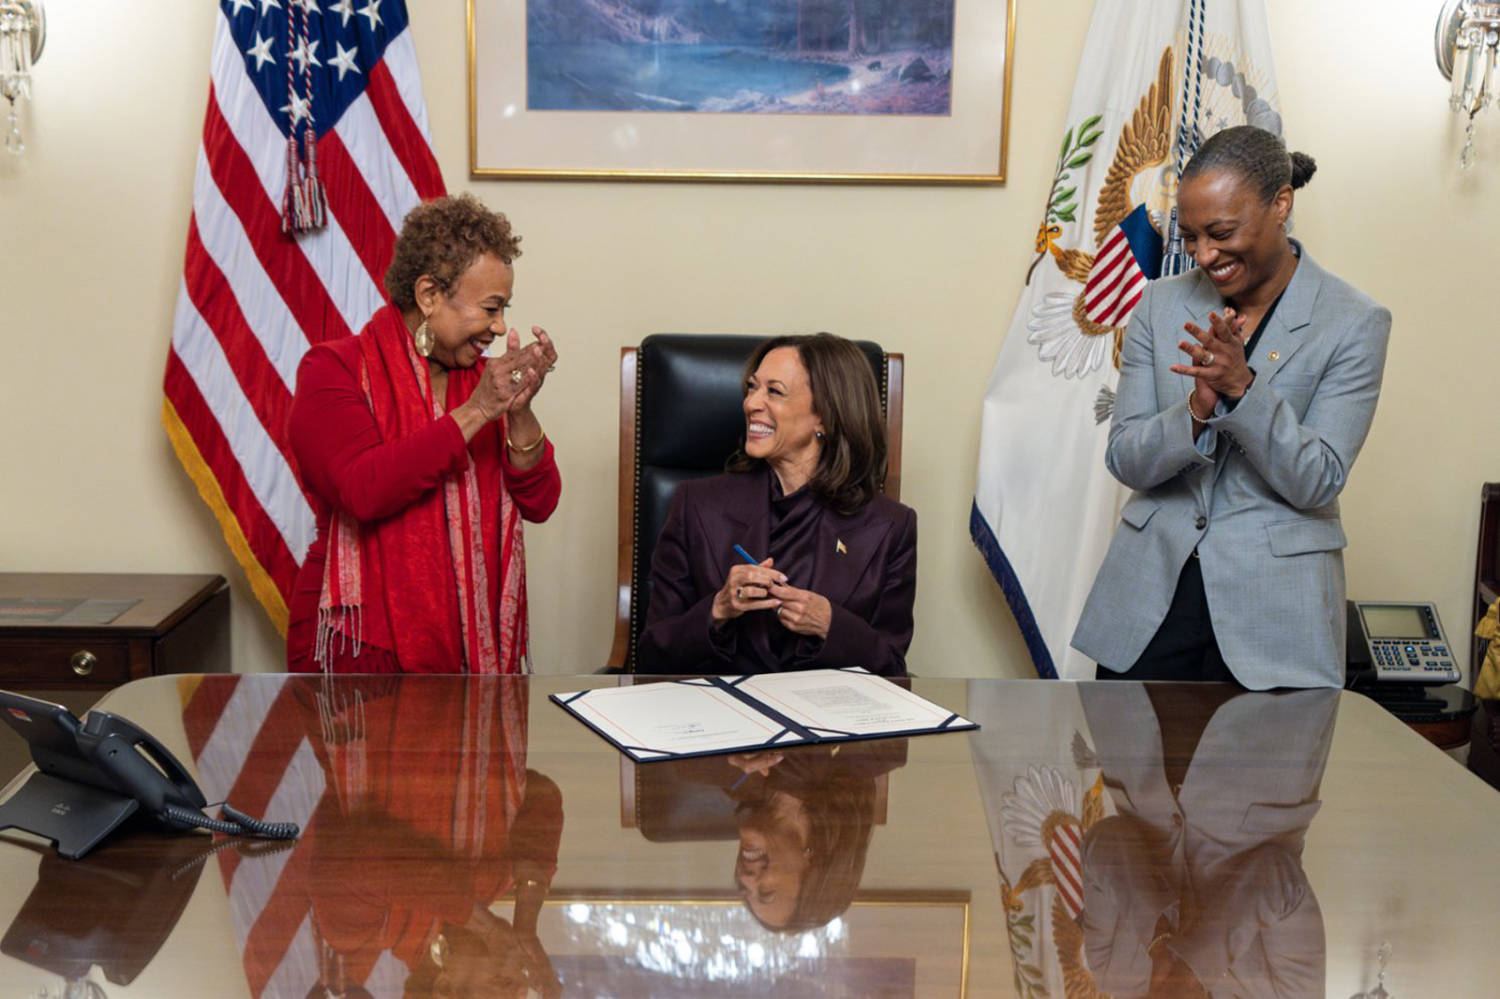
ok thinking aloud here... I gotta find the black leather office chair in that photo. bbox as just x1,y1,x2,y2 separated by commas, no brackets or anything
606,334,903,673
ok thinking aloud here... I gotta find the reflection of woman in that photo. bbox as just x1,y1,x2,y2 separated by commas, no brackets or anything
732,748,881,931
1072,127,1391,688
654,740,906,931
297,676,564,999
640,333,917,675
286,194,560,674
1077,684,1336,999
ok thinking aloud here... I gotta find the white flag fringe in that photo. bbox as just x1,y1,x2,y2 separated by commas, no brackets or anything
971,0,1282,679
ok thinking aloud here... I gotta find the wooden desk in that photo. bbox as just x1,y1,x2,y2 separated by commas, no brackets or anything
0,574,231,781
1,675,1497,998
0,573,230,689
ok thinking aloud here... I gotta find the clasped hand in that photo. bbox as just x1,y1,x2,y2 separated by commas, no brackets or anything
727,751,785,777
1171,309,1254,419
711,557,833,640
467,326,557,423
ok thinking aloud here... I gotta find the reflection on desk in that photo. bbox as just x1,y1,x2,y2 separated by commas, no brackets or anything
637,742,907,925
2,834,289,992
192,674,563,999
2,674,1500,997
975,685,1334,999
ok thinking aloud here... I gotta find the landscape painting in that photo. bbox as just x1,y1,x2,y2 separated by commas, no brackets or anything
470,0,1010,181
526,0,957,115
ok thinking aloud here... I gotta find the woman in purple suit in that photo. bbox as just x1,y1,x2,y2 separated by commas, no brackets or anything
640,333,917,676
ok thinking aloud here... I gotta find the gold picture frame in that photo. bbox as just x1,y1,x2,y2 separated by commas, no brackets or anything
467,0,1016,183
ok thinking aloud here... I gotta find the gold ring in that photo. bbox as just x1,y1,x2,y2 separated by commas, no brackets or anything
510,369,524,384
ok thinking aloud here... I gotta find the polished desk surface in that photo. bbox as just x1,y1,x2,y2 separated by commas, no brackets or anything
0,674,1496,998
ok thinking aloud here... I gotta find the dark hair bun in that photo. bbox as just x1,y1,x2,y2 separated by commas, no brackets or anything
1289,151,1317,190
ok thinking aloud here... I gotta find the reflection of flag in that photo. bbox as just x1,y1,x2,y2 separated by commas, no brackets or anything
180,675,530,999
163,0,443,632
1046,817,1084,918
181,675,328,999
968,680,1105,997
971,0,1281,678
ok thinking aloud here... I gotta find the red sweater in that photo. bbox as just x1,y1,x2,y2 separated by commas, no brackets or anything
285,336,561,672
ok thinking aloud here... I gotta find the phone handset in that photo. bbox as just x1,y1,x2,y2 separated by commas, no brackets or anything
80,711,207,828
80,711,298,839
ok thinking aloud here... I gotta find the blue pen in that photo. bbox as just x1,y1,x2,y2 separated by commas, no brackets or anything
736,544,790,587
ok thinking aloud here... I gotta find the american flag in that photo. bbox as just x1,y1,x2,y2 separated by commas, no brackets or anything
163,0,444,632
1081,204,1161,331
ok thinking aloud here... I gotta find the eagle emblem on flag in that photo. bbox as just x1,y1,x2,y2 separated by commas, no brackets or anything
998,755,1110,999
1025,49,1176,382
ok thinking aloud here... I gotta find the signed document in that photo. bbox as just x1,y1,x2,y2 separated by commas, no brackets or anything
737,670,960,737
552,669,976,763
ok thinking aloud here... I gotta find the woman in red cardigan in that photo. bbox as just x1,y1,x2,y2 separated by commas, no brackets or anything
285,194,560,674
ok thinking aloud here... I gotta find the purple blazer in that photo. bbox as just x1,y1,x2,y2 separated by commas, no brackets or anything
639,466,917,676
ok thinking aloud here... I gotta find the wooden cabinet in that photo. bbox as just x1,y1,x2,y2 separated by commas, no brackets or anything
0,574,230,690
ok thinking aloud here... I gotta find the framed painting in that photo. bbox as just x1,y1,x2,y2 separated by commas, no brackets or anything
530,891,971,996
467,0,1015,183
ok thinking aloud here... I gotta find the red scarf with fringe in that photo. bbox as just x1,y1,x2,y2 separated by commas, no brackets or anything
316,305,527,674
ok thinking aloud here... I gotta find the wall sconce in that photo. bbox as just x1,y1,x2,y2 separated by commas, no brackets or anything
1437,0,1500,167
0,0,44,156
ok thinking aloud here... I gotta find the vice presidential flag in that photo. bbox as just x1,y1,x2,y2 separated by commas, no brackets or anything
971,0,1282,679
163,0,443,632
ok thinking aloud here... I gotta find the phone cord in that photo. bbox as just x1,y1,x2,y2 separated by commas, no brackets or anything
160,802,300,840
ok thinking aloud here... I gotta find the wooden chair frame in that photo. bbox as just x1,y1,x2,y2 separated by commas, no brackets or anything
1475,482,1500,677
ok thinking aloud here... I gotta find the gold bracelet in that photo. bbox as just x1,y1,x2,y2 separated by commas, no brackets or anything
506,429,546,454
1186,392,1212,424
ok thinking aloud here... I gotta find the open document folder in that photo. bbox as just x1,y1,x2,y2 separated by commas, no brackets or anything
551,668,977,763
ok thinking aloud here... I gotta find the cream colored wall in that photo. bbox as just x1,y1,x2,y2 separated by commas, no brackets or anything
1,0,1494,681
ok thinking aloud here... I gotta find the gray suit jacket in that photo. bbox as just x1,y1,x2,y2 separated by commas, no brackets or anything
1071,245,1391,688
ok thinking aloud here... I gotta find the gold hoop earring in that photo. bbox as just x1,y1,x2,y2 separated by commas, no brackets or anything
414,319,434,358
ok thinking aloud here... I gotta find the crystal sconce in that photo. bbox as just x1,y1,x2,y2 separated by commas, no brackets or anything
0,0,44,156
1437,0,1500,167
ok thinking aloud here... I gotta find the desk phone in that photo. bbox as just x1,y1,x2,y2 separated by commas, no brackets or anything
1348,601,1460,684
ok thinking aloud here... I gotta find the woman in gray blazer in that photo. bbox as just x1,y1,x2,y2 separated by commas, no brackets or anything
1071,126,1391,689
